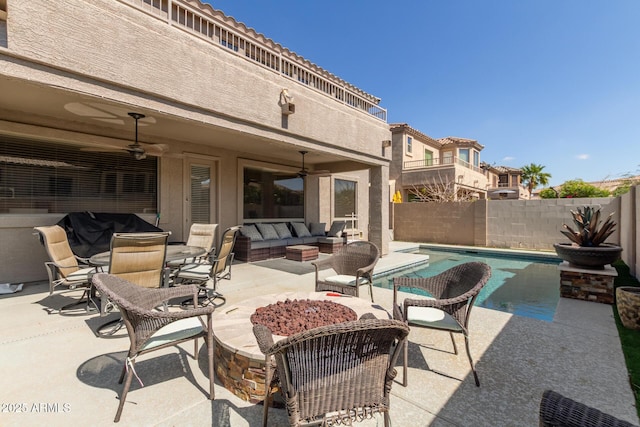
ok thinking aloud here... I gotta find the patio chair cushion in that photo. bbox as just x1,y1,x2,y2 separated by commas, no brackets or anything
174,263,210,280
406,306,462,332
323,274,370,286
141,317,204,351
272,222,292,239
309,222,326,236
327,220,347,238
291,222,312,238
256,223,279,240
240,224,264,241
66,266,99,282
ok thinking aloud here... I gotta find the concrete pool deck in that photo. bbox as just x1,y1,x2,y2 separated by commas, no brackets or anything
0,241,637,426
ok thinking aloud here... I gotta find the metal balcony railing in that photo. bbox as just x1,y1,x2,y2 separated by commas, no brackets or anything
404,157,484,173
124,0,387,121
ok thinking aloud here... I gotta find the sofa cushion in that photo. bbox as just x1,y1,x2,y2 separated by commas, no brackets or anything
327,221,347,238
256,223,279,240
309,222,326,236
272,222,293,239
240,224,263,241
291,222,311,238
251,240,271,249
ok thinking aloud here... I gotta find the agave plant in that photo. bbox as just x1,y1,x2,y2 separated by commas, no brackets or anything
560,206,616,247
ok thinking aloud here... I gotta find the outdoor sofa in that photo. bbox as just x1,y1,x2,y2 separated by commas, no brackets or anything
235,221,346,262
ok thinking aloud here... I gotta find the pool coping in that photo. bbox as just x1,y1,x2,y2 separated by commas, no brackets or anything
395,242,561,263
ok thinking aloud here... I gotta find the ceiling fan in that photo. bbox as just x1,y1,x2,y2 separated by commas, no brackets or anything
297,150,330,178
80,112,167,159
126,112,149,160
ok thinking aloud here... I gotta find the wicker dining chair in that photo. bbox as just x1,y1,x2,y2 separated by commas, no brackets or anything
312,240,380,302
540,390,637,427
34,225,98,312
253,318,409,427
393,261,491,387
173,226,241,306
92,273,216,423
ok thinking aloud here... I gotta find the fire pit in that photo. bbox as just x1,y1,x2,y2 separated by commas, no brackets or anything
212,291,390,403
250,299,357,336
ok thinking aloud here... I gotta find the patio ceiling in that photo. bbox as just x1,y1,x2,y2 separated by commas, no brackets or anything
0,75,358,169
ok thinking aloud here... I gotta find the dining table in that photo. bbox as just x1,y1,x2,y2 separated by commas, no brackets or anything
88,244,207,266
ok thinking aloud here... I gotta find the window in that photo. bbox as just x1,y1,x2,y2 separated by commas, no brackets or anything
406,136,412,154
243,167,303,220
424,149,433,166
0,135,157,214
473,151,479,168
443,151,453,164
459,149,470,164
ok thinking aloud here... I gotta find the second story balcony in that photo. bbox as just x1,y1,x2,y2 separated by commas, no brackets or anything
404,156,484,174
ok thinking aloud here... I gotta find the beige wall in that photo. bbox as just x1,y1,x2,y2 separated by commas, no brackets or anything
393,194,639,281
394,201,481,246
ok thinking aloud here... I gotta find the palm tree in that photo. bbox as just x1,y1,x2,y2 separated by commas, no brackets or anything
521,163,551,196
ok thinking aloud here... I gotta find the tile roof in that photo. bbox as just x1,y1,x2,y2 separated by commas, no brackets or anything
438,136,484,150
389,123,440,146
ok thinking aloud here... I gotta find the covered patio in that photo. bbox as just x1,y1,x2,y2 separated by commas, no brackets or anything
1,242,636,426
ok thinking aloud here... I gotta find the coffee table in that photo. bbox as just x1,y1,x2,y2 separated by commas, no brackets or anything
285,244,319,261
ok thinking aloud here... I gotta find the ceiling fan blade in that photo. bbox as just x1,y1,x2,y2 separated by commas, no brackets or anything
80,146,124,153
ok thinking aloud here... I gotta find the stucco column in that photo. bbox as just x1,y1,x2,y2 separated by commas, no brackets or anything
369,164,390,256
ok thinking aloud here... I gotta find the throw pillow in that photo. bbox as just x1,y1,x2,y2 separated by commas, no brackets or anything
240,224,263,241
256,223,279,241
327,221,346,238
291,222,312,238
309,222,326,236
272,223,292,239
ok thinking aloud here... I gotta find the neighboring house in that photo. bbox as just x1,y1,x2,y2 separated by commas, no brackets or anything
389,123,488,201
0,0,391,282
483,165,528,200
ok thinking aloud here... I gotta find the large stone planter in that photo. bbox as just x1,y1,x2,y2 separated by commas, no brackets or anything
617,287,640,329
553,243,622,270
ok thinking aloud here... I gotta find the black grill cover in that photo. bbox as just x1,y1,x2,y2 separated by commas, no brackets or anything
57,212,163,258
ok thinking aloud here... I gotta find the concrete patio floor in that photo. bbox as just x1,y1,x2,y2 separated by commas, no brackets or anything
1,242,637,426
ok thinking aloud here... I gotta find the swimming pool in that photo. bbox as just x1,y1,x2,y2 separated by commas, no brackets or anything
375,247,561,321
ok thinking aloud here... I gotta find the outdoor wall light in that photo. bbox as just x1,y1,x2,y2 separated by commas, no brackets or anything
382,140,392,148
280,88,295,115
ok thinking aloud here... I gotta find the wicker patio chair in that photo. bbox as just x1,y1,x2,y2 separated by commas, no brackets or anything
393,261,491,387
34,225,98,312
253,317,409,427
174,226,241,306
312,240,380,302
539,390,637,427
166,223,218,268
92,273,216,423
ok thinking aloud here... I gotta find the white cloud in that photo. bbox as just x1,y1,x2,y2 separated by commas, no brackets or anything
502,156,515,162
576,154,590,160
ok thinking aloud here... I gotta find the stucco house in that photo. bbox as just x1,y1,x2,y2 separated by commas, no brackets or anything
389,123,488,201
0,0,391,283
484,164,528,200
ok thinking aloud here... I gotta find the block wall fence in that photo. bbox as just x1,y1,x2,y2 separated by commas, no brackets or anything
392,188,638,279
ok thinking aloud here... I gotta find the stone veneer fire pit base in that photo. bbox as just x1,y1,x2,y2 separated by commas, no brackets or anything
211,291,390,403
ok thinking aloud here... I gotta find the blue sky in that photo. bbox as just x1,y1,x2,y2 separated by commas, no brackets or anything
211,0,640,187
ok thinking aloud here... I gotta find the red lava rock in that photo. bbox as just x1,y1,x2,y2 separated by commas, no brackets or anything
250,299,357,336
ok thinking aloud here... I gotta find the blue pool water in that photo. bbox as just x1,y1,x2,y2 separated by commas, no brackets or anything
375,247,561,321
